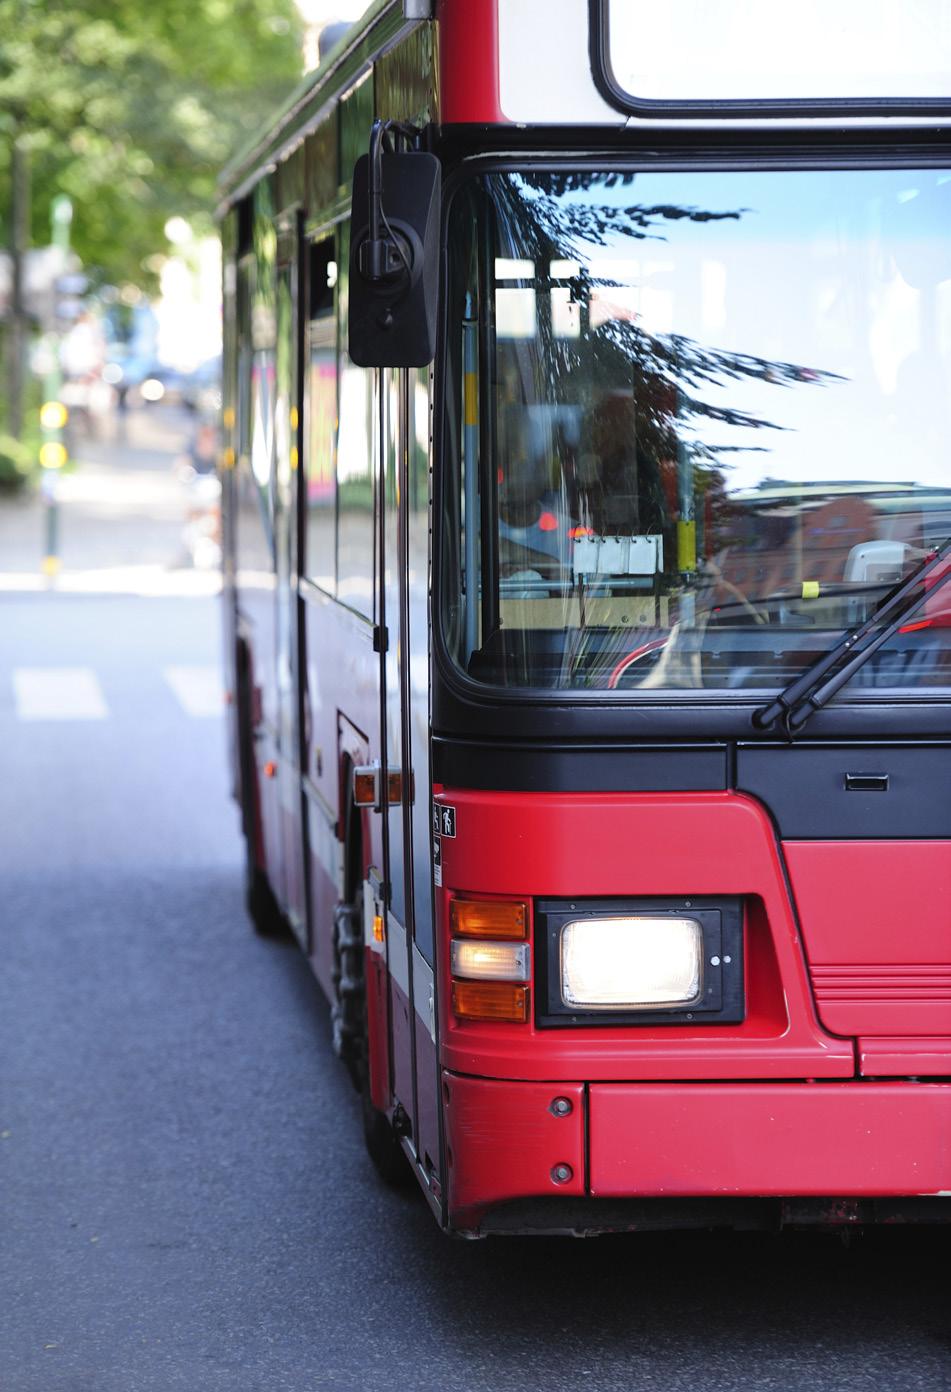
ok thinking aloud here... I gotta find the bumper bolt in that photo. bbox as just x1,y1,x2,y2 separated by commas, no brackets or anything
551,1162,573,1185
550,1096,573,1117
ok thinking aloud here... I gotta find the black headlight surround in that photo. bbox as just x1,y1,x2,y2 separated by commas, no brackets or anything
535,896,745,1028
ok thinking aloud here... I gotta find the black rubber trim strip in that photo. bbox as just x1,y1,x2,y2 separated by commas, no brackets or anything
433,737,727,792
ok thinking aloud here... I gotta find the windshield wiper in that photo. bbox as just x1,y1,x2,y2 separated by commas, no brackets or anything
753,538,951,736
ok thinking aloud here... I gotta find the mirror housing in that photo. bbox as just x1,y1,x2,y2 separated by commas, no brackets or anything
348,149,441,368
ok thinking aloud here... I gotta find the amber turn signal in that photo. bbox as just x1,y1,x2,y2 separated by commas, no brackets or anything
353,766,378,807
451,898,527,940
451,980,529,1023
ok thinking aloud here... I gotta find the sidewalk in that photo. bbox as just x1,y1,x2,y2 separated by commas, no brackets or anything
0,406,221,595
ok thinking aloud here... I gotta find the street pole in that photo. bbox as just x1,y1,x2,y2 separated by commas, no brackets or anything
7,132,30,441
39,194,73,578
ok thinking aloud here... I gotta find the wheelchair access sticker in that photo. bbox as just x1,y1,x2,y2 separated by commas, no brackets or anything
432,802,456,888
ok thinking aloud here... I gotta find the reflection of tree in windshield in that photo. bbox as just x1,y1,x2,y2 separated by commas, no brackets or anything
498,171,844,463
487,171,851,636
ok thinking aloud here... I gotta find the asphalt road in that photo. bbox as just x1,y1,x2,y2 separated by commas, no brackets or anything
1,590,949,1392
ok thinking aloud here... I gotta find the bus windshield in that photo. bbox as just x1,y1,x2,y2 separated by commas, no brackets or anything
442,166,951,694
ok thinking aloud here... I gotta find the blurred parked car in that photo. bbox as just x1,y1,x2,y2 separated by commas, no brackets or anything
175,392,221,568
138,356,222,412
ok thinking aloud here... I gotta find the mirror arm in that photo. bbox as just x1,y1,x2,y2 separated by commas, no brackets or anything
360,120,421,285
362,119,390,282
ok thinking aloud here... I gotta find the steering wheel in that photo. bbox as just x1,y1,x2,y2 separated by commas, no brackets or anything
606,637,669,688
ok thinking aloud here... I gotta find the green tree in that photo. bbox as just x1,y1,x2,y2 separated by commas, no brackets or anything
1,0,303,285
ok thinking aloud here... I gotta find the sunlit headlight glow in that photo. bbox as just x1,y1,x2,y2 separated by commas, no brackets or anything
560,916,702,1008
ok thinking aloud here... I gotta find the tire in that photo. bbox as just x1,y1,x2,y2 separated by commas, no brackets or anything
235,653,290,941
333,848,413,1188
362,1087,413,1188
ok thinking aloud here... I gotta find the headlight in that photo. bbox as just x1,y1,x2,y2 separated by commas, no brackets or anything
536,898,745,1027
560,916,702,1008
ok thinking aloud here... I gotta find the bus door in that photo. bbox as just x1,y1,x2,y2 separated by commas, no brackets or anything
299,234,339,993
381,367,439,1184
273,224,306,942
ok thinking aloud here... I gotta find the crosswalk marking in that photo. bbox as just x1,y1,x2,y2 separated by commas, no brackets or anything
13,667,109,721
6,666,225,721
162,665,223,718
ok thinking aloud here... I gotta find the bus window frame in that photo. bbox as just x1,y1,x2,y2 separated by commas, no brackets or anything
431,147,951,739
588,0,951,122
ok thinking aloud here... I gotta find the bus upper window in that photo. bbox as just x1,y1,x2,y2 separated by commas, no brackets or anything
443,168,951,695
601,0,951,106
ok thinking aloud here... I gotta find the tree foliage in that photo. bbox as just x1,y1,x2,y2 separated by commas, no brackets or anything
0,0,303,285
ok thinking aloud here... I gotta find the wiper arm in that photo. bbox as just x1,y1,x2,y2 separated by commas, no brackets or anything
753,538,951,735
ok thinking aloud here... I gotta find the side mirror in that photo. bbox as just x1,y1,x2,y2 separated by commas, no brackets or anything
348,144,441,368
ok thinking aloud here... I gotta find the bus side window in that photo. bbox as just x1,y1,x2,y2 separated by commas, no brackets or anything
335,220,375,619
304,237,338,594
235,186,277,578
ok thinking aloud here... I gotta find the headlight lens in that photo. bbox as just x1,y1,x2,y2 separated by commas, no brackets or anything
560,916,702,1008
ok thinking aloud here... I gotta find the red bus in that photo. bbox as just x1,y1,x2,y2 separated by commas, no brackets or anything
218,0,951,1235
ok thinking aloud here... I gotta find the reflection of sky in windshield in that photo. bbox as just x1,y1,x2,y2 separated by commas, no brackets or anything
547,169,951,494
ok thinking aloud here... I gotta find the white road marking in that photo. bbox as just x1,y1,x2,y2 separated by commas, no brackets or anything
13,667,109,721
163,665,223,718
0,569,220,597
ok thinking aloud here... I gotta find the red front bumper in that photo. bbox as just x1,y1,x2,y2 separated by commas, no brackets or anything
443,1072,951,1232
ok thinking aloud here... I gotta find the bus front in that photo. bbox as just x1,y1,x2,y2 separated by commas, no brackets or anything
428,0,951,1235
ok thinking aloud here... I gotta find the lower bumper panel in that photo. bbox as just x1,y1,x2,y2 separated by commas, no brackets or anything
589,1082,951,1198
443,1073,951,1232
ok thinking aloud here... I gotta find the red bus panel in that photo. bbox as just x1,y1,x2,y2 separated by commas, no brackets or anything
444,1073,585,1221
435,789,853,1081
784,841,951,1037
436,0,503,123
588,1082,951,1198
